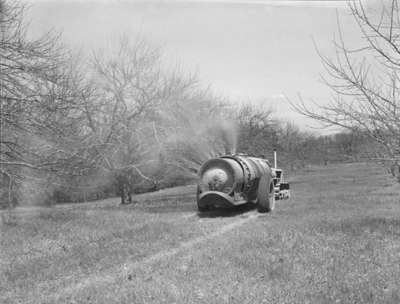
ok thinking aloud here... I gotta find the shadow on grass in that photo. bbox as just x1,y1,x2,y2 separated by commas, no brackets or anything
197,202,257,218
135,201,257,218
138,202,197,214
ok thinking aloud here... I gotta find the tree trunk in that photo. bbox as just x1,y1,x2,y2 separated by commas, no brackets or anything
115,173,132,205
119,182,132,204
390,162,400,183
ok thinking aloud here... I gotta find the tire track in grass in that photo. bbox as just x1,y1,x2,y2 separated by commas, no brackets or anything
53,212,261,301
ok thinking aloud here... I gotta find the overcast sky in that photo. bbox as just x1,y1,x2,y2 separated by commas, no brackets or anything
25,0,374,133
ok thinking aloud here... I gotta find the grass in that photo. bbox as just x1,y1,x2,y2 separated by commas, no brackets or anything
1,162,400,303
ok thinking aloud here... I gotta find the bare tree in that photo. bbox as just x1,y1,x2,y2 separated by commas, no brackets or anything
293,0,400,181
87,39,209,203
236,103,278,157
0,0,95,208
277,123,312,169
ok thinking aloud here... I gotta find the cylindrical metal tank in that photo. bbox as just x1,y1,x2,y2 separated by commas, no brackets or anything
197,154,274,210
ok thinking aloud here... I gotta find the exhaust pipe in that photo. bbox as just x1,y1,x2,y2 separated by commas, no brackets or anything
273,149,277,169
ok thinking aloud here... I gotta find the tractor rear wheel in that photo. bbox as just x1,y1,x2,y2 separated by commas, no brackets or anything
257,176,275,213
197,204,209,212
196,185,209,212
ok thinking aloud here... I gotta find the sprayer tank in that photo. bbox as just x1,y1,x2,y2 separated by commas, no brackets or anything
197,154,273,208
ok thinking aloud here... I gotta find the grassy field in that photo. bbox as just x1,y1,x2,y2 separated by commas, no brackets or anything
1,162,400,304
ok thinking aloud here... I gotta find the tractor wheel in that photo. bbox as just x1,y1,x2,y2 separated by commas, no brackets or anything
197,204,209,212
257,176,275,213
196,185,208,212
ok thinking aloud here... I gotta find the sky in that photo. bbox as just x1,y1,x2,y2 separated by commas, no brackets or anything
25,0,373,133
